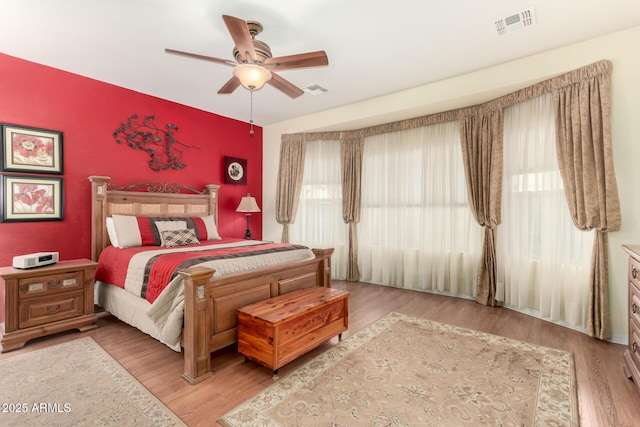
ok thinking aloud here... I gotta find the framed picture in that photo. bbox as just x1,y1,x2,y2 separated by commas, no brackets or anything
224,156,247,185
1,123,63,174
1,175,64,222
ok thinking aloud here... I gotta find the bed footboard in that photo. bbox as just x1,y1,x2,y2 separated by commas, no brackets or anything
179,248,333,384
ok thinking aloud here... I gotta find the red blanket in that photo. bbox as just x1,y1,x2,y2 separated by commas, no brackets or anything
95,239,310,303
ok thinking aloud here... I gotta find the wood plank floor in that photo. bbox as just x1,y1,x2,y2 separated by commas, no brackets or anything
2,280,639,426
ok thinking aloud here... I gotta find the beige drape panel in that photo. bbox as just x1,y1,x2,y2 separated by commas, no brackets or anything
341,136,364,281
552,60,620,339
458,108,504,306
275,135,307,243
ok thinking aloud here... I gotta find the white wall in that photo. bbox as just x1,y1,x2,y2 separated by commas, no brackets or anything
263,25,640,343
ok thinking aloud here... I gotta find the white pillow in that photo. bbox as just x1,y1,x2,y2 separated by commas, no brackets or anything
155,220,188,246
199,215,221,240
106,217,120,248
111,215,143,248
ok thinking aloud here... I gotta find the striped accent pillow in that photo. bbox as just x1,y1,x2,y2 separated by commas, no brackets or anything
111,215,154,248
169,215,221,241
161,229,200,247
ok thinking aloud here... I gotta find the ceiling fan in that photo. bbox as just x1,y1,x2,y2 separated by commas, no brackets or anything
165,15,329,98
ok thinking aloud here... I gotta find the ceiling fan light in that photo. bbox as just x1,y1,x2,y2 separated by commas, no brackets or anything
233,64,272,91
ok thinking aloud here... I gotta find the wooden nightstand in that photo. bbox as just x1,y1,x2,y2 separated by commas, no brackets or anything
0,259,98,352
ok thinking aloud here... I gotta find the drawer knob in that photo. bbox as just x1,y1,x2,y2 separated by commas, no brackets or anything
633,267,638,279
634,342,638,353
47,304,61,314
634,303,639,314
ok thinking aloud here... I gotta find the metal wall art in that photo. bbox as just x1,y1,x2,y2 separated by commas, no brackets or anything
113,115,199,171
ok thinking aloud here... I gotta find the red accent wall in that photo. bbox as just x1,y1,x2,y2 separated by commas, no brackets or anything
0,53,263,266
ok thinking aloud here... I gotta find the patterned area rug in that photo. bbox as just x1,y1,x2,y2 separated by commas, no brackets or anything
219,312,579,426
0,337,185,426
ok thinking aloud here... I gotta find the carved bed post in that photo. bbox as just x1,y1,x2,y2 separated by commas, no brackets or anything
179,266,215,384
88,176,111,261
205,184,220,227
312,248,334,288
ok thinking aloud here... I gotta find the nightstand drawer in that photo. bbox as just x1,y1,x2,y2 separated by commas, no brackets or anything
18,271,83,297
19,290,84,328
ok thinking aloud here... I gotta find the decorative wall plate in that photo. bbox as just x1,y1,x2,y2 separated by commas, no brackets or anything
224,156,247,185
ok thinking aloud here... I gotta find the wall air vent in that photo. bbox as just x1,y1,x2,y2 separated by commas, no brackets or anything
303,84,328,96
495,6,536,35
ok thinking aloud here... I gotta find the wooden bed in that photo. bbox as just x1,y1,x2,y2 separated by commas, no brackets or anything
89,176,333,384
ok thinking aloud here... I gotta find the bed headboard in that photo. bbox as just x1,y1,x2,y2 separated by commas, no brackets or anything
89,176,220,261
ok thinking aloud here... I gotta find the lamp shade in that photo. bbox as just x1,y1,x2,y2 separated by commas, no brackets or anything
236,194,261,213
232,64,272,90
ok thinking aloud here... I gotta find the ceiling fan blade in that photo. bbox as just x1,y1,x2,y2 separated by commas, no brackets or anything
264,50,329,71
217,76,241,94
165,48,236,66
268,72,304,98
222,15,256,63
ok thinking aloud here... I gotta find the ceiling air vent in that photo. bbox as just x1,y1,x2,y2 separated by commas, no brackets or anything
495,6,536,35
303,84,328,96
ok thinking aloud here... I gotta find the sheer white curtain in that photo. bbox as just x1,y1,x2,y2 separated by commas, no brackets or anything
358,122,482,296
497,93,594,329
289,139,347,279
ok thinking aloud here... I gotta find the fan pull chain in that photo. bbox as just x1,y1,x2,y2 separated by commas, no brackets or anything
249,88,255,135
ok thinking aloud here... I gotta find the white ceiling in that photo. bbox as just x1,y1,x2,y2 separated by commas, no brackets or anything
1,0,640,127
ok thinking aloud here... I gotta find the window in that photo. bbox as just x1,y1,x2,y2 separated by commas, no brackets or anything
497,93,594,329
358,122,482,295
289,139,347,279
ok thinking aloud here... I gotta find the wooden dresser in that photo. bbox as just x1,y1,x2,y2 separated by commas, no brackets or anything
0,259,98,352
623,244,640,393
237,287,349,377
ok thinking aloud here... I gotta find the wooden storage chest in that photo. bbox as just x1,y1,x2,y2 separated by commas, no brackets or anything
236,287,349,376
